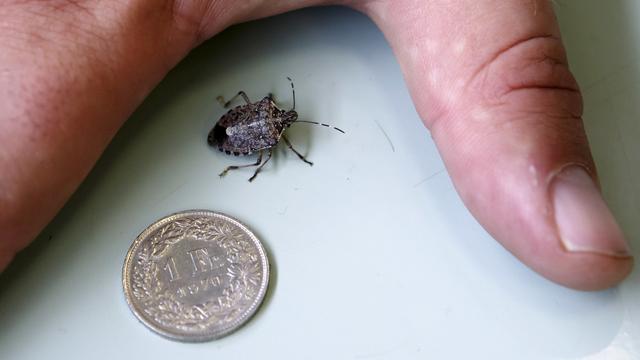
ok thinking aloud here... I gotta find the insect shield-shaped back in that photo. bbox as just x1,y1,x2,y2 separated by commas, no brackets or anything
208,78,344,182
207,97,286,156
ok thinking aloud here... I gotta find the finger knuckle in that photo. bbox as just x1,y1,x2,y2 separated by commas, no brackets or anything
469,34,583,116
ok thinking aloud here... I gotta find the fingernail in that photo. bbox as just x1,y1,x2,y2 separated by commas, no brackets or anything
551,165,631,257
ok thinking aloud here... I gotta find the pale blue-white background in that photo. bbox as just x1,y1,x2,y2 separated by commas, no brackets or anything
1,2,639,359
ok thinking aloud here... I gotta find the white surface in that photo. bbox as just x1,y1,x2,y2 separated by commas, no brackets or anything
1,3,639,359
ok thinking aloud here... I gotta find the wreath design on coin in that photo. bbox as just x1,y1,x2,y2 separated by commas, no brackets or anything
130,216,263,331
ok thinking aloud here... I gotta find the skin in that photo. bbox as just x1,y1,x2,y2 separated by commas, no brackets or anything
0,0,633,290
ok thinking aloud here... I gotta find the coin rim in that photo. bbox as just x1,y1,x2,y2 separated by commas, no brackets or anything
122,210,270,342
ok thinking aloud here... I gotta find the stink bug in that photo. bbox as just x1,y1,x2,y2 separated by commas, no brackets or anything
208,78,344,182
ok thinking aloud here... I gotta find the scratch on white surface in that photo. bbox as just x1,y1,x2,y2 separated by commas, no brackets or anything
374,119,395,152
413,168,446,187
155,182,188,205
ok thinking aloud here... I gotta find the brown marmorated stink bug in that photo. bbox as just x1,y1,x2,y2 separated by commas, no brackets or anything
208,78,344,182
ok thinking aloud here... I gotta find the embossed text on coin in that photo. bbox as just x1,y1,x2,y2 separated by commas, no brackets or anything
122,210,269,342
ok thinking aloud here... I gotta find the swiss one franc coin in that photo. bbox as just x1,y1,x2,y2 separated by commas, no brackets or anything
122,210,269,342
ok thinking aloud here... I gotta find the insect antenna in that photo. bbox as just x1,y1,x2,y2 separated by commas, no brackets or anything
294,120,345,134
287,76,295,110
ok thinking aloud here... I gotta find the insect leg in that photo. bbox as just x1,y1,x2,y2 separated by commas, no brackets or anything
219,151,263,178
282,135,313,166
217,91,252,108
249,149,273,182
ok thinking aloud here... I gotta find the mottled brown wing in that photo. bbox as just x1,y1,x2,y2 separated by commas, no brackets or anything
217,103,254,128
224,119,282,153
209,103,258,149
211,97,285,154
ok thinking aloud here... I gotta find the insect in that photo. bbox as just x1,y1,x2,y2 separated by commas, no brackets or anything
208,78,344,182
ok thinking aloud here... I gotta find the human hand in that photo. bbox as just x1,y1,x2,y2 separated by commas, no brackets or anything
0,0,632,290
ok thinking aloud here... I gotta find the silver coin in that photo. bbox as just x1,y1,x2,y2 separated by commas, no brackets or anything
122,210,269,342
